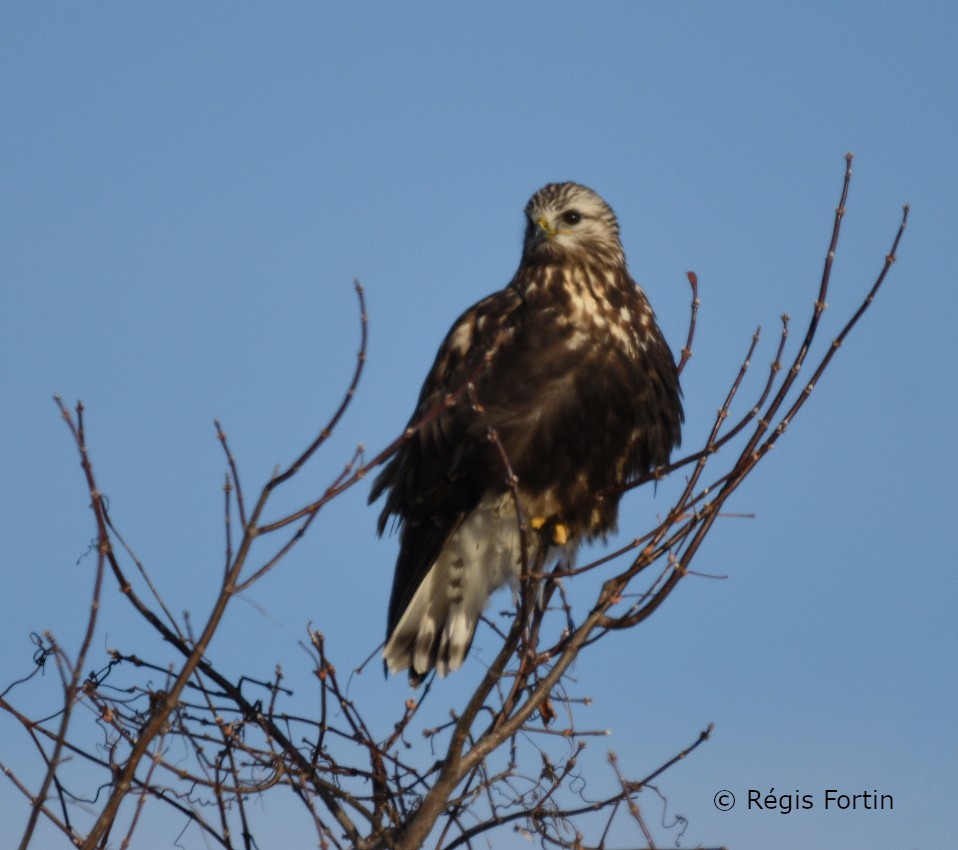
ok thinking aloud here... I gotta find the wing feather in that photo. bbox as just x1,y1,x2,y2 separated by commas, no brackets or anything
370,286,523,636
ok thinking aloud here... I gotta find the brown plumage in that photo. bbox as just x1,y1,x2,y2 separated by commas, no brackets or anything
370,182,683,685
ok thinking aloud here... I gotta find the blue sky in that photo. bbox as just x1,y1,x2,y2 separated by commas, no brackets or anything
2,4,956,848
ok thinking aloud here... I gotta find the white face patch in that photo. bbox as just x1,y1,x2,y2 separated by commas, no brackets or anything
525,183,625,265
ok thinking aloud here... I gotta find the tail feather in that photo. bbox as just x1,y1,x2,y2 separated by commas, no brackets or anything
383,494,580,686
383,546,492,685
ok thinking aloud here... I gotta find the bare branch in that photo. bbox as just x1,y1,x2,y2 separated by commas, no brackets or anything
2,158,905,850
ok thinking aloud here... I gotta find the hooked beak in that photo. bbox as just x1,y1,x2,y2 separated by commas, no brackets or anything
534,217,556,243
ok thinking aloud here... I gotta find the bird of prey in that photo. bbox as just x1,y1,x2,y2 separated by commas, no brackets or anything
370,182,683,685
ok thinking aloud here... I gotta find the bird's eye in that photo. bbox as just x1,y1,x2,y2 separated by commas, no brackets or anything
561,210,582,225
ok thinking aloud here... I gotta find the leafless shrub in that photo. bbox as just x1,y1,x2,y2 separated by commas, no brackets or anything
1,156,906,850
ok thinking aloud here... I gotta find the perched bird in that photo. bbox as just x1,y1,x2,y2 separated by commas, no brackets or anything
370,182,683,685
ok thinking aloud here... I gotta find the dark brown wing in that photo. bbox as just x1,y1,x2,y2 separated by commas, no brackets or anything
369,285,526,637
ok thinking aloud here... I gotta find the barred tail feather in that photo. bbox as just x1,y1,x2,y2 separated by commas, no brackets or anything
383,494,579,686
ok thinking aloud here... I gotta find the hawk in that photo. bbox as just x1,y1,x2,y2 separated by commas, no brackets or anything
370,182,683,685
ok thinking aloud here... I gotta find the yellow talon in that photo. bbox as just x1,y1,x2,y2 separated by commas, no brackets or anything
530,517,569,545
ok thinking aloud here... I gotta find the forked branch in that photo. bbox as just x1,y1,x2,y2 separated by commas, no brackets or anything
0,157,906,850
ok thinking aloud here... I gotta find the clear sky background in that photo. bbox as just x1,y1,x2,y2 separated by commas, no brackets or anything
2,4,956,849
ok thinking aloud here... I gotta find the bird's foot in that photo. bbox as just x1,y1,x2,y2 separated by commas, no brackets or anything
530,516,569,546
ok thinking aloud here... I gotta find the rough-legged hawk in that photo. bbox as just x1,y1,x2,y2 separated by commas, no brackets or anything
370,182,683,685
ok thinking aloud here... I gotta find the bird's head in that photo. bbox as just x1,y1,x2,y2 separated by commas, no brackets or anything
522,182,625,265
